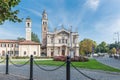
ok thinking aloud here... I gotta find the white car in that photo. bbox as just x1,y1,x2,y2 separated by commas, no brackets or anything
93,53,99,57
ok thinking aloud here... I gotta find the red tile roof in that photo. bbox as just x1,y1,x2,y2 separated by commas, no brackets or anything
0,40,19,43
19,40,40,45
0,40,40,45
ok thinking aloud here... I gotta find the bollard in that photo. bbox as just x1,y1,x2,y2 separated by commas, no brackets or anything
30,55,33,80
6,54,9,74
66,56,70,80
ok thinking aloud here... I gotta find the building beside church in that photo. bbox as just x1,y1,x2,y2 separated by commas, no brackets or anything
0,17,41,57
41,10,79,57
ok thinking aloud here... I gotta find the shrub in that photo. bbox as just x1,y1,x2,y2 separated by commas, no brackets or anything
53,56,89,62
71,56,89,62
11,56,29,59
53,56,66,61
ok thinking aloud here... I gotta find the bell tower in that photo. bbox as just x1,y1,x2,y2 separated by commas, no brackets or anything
26,17,32,41
42,10,48,46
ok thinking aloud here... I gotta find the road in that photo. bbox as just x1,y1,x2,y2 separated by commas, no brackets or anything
0,63,120,80
96,55,120,70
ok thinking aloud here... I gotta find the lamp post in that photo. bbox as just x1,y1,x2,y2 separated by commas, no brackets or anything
69,26,74,58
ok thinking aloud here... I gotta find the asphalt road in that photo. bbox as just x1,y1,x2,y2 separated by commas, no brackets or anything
96,55,120,70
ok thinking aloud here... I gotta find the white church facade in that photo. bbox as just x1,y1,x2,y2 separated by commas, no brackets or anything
41,10,79,57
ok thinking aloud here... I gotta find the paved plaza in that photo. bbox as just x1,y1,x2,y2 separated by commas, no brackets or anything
0,73,27,80
0,62,120,80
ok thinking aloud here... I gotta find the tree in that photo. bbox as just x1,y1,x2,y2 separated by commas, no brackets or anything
0,0,22,24
79,39,97,55
95,41,109,53
17,37,25,40
110,48,116,54
17,32,40,43
31,32,40,43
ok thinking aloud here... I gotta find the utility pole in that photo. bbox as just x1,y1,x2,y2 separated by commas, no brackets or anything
115,32,119,44
114,32,119,54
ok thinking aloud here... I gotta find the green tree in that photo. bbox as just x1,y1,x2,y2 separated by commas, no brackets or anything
31,32,40,43
17,32,40,43
110,48,116,54
17,37,25,40
0,0,22,24
79,39,97,55
108,42,118,50
96,41,109,53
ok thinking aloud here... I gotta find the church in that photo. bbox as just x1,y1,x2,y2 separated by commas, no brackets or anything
0,10,79,57
41,10,79,57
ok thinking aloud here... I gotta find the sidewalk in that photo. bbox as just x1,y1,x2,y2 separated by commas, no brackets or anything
0,73,28,80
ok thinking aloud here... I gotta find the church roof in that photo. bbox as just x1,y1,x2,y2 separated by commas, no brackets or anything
19,40,40,45
0,40,19,43
0,39,40,45
47,28,79,36
42,10,47,14
26,17,31,22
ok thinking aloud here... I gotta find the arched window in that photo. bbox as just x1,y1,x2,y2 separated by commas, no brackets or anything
8,44,9,47
2,50,5,56
10,44,13,47
44,27,46,31
43,21,47,25
27,23,30,27
24,51,26,55
59,39,61,43
0,44,2,47
51,38,54,43
45,22,47,24
62,38,64,43
66,39,67,43
34,51,36,55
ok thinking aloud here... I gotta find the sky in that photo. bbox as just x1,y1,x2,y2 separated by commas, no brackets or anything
0,0,120,44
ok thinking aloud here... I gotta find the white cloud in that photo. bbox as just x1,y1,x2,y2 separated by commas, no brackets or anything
27,8,42,17
93,16,120,43
0,28,20,39
19,6,42,17
85,0,100,10
0,22,25,39
95,17,120,34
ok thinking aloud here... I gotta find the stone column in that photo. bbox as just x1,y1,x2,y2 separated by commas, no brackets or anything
65,47,67,56
76,47,79,56
48,47,51,57
60,46,62,56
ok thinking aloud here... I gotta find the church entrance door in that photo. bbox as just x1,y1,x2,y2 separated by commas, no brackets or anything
51,52,54,56
62,50,65,56
62,46,66,56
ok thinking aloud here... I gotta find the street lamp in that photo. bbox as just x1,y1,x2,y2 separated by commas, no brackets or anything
69,26,74,58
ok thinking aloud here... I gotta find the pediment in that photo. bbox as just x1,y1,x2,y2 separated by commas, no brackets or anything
56,29,70,35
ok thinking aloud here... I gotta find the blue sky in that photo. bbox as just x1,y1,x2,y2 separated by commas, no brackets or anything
0,0,120,44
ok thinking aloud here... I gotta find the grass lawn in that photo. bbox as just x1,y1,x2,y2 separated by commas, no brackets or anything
10,59,120,72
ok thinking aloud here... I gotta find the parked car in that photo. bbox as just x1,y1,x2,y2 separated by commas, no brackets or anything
98,53,104,57
114,54,120,59
92,53,99,57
